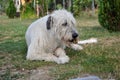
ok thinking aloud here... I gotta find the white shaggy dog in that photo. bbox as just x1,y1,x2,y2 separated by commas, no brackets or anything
25,10,83,64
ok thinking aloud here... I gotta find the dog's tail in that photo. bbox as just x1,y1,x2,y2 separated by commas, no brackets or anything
78,38,97,45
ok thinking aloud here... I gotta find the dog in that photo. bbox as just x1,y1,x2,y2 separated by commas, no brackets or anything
25,9,85,64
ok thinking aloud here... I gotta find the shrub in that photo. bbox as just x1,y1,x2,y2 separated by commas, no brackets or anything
98,0,120,31
6,0,16,18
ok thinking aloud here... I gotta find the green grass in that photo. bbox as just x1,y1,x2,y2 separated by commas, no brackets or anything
0,15,120,80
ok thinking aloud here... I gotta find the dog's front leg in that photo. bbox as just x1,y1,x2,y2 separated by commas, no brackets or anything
54,48,70,64
70,44,83,51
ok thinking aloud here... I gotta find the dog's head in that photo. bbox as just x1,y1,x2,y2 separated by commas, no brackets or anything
46,10,78,45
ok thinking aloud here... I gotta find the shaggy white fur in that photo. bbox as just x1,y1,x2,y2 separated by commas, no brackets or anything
25,10,83,64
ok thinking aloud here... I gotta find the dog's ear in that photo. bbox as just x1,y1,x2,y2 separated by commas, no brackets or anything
46,16,53,30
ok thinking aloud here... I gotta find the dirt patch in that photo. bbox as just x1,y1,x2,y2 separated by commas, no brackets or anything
0,66,55,80
26,67,54,80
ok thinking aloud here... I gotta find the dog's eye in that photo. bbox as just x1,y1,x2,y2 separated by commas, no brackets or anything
62,22,67,26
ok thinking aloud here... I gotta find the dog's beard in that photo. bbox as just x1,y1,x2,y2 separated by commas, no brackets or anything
62,37,78,46
68,37,78,44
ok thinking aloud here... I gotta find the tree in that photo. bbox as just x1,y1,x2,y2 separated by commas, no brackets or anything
6,0,16,18
98,0,120,31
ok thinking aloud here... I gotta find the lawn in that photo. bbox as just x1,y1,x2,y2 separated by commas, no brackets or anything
0,14,120,80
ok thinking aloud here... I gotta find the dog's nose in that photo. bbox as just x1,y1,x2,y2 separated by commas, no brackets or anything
72,33,78,38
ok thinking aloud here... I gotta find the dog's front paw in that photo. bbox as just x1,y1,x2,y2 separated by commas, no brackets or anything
77,45,83,50
71,44,83,51
57,56,70,64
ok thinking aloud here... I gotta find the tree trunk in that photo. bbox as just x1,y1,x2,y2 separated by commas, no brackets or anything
33,0,36,9
92,0,95,15
63,0,65,9
14,0,21,17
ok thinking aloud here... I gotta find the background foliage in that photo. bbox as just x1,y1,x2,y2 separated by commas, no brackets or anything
73,0,91,15
21,0,48,19
98,0,120,31
0,0,9,13
73,0,98,16
6,0,16,18
21,3,36,19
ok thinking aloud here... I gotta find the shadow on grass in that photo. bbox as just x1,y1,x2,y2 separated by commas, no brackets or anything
0,39,27,56
0,39,55,70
